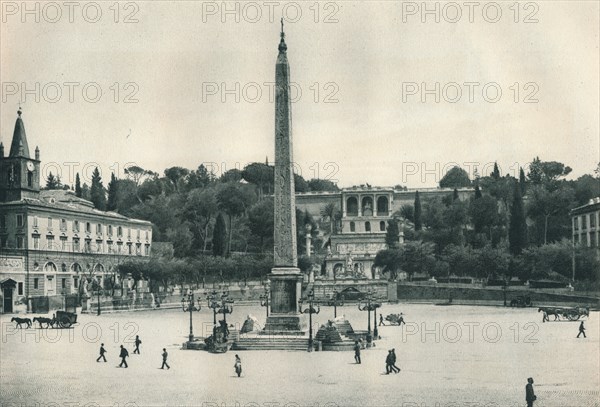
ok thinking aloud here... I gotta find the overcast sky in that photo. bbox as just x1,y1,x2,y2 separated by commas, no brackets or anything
1,1,598,189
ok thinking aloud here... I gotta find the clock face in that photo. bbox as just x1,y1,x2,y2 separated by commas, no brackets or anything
27,162,34,171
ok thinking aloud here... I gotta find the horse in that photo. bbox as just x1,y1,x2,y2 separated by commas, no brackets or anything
11,317,32,329
538,307,562,321
577,307,590,318
33,317,55,328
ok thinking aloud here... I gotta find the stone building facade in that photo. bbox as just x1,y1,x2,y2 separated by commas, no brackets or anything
571,197,600,256
0,109,152,313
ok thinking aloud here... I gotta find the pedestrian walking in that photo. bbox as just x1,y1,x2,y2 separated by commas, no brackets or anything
390,348,400,373
577,321,586,338
379,314,385,326
96,343,107,362
385,350,393,374
234,354,242,377
118,345,129,368
354,341,361,364
398,313,406,326
525,377,536,407
542,312,549,323
160,348,170,370
133,335,142,354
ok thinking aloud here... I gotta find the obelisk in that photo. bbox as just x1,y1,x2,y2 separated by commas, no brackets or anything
263,20,305,334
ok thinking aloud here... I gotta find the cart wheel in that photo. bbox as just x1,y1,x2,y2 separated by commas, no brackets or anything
60,317,72,328
567,314,580,321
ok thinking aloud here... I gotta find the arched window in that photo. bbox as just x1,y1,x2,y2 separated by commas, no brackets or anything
347,197,358,216
71,263,82,273
377,196,389,216
365,221,371,232
380,221,386,231
94,264,105,274
349,221,355,232
43,262,57,272
27,171,33,187
61,263,67,272
117,226,123,237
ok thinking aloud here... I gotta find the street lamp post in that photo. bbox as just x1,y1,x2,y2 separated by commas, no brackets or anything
219,290,234,325
206,289,220,326
372,299,382,339
97,288,102,316
358,289,375,346
299,289,320,352
327,289,344,318
182,292,198,342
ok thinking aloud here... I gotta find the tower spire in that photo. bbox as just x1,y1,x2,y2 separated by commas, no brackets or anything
278,18,287,53
9,106,30,158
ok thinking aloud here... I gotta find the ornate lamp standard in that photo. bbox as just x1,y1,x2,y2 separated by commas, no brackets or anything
372,299,382,339
326,289,344,318
299,289,320,352
218,290,234,325
182,292,199,342
358,289,375,346
259,284,270,317
206,289,220,326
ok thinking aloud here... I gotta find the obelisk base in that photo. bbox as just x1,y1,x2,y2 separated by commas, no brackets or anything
261,268,306,334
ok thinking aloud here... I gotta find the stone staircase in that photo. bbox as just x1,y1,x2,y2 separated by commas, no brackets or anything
232,336,310,351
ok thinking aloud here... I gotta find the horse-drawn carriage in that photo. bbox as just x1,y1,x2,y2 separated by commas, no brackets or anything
538,306,589,321
33,310,77,328
510,296,532,308
385,313,406,325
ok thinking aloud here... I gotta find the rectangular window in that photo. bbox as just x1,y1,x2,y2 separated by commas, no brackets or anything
33,216,38,227
117,242,123,253
18,282,23,295
0,215,6,229
17,214,24,228
96,240,103,253
590,214,596,229
96,224,102,234
85,240,91,253
16,236,24,248
137,229,140,238
108,225,113,236
136,243,141,255
46,236,54,250
128,228,131,238
118,227,123,237
60,219,67,231
61,237,68,250
86,222,91,233
145,245,150,256
583,215,588,230
128,243,132,255
33,236,40,249
73,238,80,252
74,278,79,289
48,217,52,228
145,230,149,240
61,278,66,289
73,220,80,232
0,236,7,248
590,232,597,248
34,278,39,289
574,217,579,230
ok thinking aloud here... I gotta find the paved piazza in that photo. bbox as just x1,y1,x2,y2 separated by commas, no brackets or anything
1,303,598,407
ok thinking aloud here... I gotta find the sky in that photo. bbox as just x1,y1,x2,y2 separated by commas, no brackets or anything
1,1,599,189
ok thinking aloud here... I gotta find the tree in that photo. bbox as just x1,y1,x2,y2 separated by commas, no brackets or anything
374,249,403,280
166,225,193,258
399,204,414,223
164,167,189,191
125,165,157,186
216,183,256,256
75,173,82,197
220,169,243,183
527,183,575,244
90,167,106,210
182,188,218,252
188,164,215,190
385,219,400,249
45,172,59,189
527,157,572,189
509,181,527,255
474,184,482,199
414,191,422,231
491,162,501,180
294,173,309,192
106,173,118,211
212,213,227,256
320,202,339,234
439,166,471,188
453,188,459,201
81,183,91,200
307,178,339,192
470,195,499,236
519,167,526,195
248,199,274,253
242,162,273,199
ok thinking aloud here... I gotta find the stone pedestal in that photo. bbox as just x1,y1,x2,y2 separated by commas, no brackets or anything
262,269,306,334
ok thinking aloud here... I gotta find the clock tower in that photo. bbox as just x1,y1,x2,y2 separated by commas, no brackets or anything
0,108,41,202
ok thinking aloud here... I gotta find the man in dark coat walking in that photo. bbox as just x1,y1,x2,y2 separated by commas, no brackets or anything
118,345,129,368
390,348,400,373
160,348,170,369
385,350,394,374
577,321,586,338
133,335,142,354
525,377,536,407
96,343,107,362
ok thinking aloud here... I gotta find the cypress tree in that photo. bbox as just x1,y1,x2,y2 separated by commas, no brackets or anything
106,173,118,211
75,173,82,197
212,213,227,256
519,167,526,195
474,184,482,199
45,172,59,189
90,167,106,210
509,181,528,255
385,219,400,249
414,191,422,231
492,162,500,180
